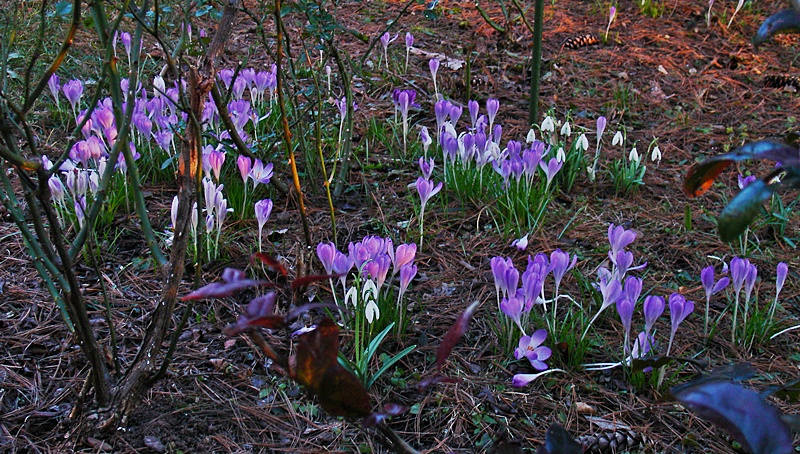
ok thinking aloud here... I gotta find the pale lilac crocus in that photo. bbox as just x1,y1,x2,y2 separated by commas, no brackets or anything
486,98,499,131
237,155,253,214
742,262,758,328
583,276,622,340
249,159,273,189
317,242,337,275
404,32,414,72
491,256,513,307
380,32,395,70
770,262,789,321
416,177,442,249
729,257,749,343
548,249,576,319
399,90,416,155
419,157,434,181
254,199,273,252
419,126,432,156
539,157,562,189
62,80,83,118
511,234,529,251
700,265,729,335
604,6,617,41
430,58,440,99
121,32,132,62
398,263,417,302
667,293,694,355
48,74,60,108
514,329,551,371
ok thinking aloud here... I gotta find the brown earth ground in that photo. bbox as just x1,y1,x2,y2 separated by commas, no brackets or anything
2,0,800,452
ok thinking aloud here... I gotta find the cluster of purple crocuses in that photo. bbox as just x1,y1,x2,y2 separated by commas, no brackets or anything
47,62,276,255
490,248,578,385
317,236,418,326
431,98,563,193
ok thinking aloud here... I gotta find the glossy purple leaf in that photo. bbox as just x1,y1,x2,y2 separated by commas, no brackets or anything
536,423,582,454
672,380,793,454
435,300,480,372
181,268,271,301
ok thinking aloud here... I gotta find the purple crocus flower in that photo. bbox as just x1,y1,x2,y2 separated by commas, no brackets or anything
700,265,729,335
491,256,512,304
486,98,499,130
62,80,84,114
48,74,60,107
631,331,654,362
514,329,551,371
521,263,545,310
419,157,434,180
405,32,414,48
596,116,607,147
249,159,273,188
501,293,526,332
332,250,352,290
643,295,665,338
738,174,757,190
667,293,694,355
622,276,643,305
539,157,562,188
468,100,479,129
430,58,440,97
121,32,132,60
365,254,392,293
583,276,622,340
419,126,432,155
549,249,577,301
743,262,758,306
398,263,417,301
608,223,636,257
317,242,337,275
776,262,788,300
237,155,252,184
616,297,635,352
416,177,442,209
392,243,417,275
207,148,226,181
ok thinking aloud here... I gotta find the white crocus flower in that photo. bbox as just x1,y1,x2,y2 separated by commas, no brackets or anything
612,131,624,147
540,116,555,133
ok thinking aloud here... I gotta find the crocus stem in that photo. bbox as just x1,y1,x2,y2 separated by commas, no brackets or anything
704,297,710,337
732,293,740,345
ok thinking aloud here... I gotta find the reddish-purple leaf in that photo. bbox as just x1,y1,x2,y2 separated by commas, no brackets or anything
435,300,480,372
181,268,271,301
252,252,288,276
671,380,793,454
417,374,461,390
291,273,345,290
292,318,372,418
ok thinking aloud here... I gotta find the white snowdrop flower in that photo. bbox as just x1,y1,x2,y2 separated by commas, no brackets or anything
586,165,596,181
629,147,640,162
560,121,572,137
556,147,566,162
526,128,536,143
541,116,555,133
612,131,624,147
577,133,589,151
651,146,662,163
345,286,358,307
